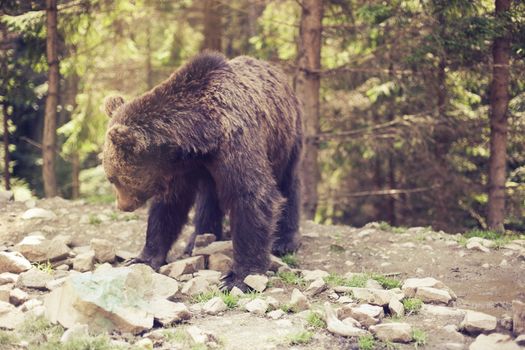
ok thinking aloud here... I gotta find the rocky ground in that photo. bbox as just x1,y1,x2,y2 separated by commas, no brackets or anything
0,193,524,350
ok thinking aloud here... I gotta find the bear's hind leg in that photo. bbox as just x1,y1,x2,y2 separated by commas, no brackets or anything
129,179,196,270
184,175,224,255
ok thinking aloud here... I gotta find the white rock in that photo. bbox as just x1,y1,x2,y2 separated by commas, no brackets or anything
339,303,384,327
265,296,280,310
203,297,227,315
15,234,70,263
370,323,412,343
21,208,56,220
9,288,28,306
302,269,329,281
305,278,327,297
243,274,268,292
17,268,53,289
90,238,116,263
192,241,233,257
194,270,222,285
267,309,285,320
186,325,217,345
0,284,12,302
513,300,525,335
290,288,310,311
60,324,89,343
469,333,521,350
350,287,398,306
181,276,211,296
460,310,497,334
516,334,525,346
0,251,32,273
72,251,95,272
416,286,452,304
160,256,205,278
0,300,24,329
245,298,268,315
150,299,191,326
421,304,465,317
388,298,405,317
466,241,490,253
324,302,368,337
208,253,232,274
230,286,245,298
402,277,455,299
0,272,18,285
22,298,43,311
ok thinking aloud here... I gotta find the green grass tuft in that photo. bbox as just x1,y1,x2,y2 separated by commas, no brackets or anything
0,330,18,346
287,331,314,345
191,290,238,309
402,298,423,315
88,214,102,225
371,274,401,289
358,334,375,350
281,253,299,268
32,261,54,274
277,271,306,287
306,312,326,329
412,328,427,348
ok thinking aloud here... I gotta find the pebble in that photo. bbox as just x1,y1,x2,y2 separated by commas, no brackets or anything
415,286,452,304
243,274,268,292
245,298,268,315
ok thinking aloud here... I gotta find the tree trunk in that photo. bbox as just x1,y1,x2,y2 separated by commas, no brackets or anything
71,153,80,199
43,0,59,197
487,0,511,233
1,25,10,191
201,0,222,52
296,0,323,219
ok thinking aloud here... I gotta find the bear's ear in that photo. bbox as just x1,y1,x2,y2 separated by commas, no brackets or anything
107,124,148,161
104,95,125,118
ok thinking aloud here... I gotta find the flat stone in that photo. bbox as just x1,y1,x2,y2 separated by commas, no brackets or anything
90,238,116,263
72,251,95,272
0,251,32,273
150,299,191,326
0,272,18,285
466,241,490,253
416,286,452,304
422,304,465,317
290,288,310,311
402,277,455,299
230,286,245,298
186,325,217,345
339,303,384,327
245,298,268,315
192,241,233,257
267,309,285,320
325,302,369,337
208,253,232,274
60,324,89,343
0,284,12,302
350,287,398,306
203,297,227,315
194,270,221,285
0,300,24,329
513,300,525,335
370,323,412,343
9,288,28,306
180,276,211,296
388,298,405,317
21,208,56,220
160,256,205,278
243,274,268,292
301,269,329,281
469,333,521,350
17,268,53,289
194,233,216,247
460,310,497,334
305,278,327,297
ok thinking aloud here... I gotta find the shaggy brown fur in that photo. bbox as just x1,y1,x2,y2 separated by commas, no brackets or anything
103,51,303,290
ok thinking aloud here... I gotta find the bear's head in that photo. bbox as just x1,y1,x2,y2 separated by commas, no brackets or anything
102,96,164,212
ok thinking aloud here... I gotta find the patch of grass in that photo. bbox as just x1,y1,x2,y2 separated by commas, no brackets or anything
0,330,18,346
402,298,423,315
281,253,299,268
37,335,122,350
277,271,306,287
378,221,407,234
109,212,119,221
358,334,375,350
32,260,53,274
306,312,326,329
464,229,501,240
287,331,314,345
122,214,139,221
371,274,401,289
244,290,262,300
18,315,64,342
280,303,298,314
324,273,368,288
412,328,427,348
88,214,102,225
191,290,238,309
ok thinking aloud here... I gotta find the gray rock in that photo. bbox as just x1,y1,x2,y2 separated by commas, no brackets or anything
469,333,521,350
21,208,56,220
267,309,285,320
60,324,89,343
265,296,280,310
150,299,191,326
421,304,465,317
192,241,233,257
370,323,413,343
0,284,12,302
21,298,43,311
516,334,525,346
388,298,405,317
208,253,232,274
245,298,268,315
0,251,32,273
290,288,310,311
0,300,25,329
230,286,245,298
9,288,28,306
301,269,329,281
186,325,218,345
402,277,456,299
243,274,268,292
15,234,70,263
181,276,211,296
194,233,216,247
415,286,452,304
466,241,490,253
460,310,497,334
134,338,154,350
349,287,399,306
194,270,222,285
0,272,18,285
339,303,384,327
203,297,227,315
90,238,116,263
365,279,384,289
72,251,95,272
159,256,205,278
18,268,53,289
324,302,369,337
513,300,525,336
299,286,323,303
0,190,14,202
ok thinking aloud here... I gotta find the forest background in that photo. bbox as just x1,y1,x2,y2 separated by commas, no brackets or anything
0,0,524,234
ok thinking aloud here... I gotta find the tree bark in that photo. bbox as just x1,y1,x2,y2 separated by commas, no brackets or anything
487,0,511,233
296,0,323,219
1,25,10,191
201,0,222,52
43,0,59,197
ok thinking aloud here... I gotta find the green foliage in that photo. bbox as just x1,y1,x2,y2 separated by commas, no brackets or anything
306,312,326,329
281,253,299,268
32,261,53,274
324,273,367,288
0,330,18,346
191,290,239,309
286,331,314,346
358,334,376,350
371,274,402,289
403,298,423,315
280,303,298,314
412,328,427,348
89,214,102,225
277,271,306,287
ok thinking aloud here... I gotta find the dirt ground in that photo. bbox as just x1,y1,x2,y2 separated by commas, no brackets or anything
1,197,524,349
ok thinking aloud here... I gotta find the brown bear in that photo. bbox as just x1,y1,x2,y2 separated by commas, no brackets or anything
102,51,302,290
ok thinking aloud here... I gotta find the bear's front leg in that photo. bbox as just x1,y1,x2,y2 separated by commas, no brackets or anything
220,181,285,291
127,183,196,270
